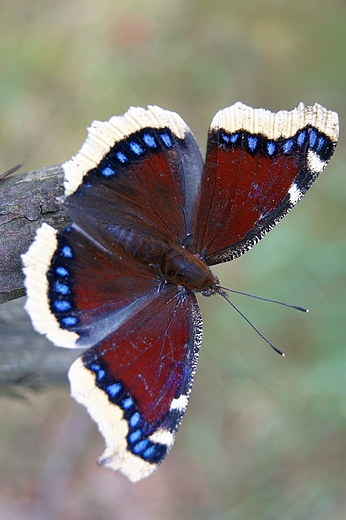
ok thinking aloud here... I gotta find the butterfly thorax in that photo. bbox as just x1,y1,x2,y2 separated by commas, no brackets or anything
108,224,217,293
161,246,218,293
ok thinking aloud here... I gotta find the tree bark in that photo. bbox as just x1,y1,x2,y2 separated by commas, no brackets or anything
0,298,83,392
0,166,77,389
0,164,70,304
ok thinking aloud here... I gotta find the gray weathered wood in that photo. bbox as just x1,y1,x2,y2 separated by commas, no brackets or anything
0,298,82,391
0,164,70,304
0,165,75,389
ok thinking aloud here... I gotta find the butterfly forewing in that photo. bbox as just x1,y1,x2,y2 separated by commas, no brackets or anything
195,102,338,265
65,106,204,248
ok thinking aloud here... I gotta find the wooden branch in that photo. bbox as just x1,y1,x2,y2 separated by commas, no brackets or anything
0,166,77,388
0,298,82,391
0,164,70,304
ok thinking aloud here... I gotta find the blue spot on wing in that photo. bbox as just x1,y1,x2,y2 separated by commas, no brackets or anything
143,445,156,459
128,429,142,444
62,316,77,327
230,133,239,143
102,166,115,177
53,300,71,312
283,139,294,154
143,133,157,148
61,246,72,258
129,412,141,428
133,439,149,454
55,266,69,277
106,382,122,398
55,282,69,295
97,369,106,381
297,131,306,147
309,129,318,148
144,443,166,463
130,141,144,155
316,136,325,152
267,142,276,155
160,133,172,147
247,136,258,152
221,133,230,143
122,397,134,409
116,151,127,163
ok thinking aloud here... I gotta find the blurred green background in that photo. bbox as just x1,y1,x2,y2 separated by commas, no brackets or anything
0,0,346,518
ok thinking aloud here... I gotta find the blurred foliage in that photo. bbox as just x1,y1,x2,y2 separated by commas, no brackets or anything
0,0,346,518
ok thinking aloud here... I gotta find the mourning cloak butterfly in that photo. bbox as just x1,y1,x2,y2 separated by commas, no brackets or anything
22,103,339,481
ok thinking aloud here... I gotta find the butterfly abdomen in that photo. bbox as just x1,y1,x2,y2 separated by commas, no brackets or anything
107,224,166,263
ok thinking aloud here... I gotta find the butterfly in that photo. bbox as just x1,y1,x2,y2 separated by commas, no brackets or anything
22,102,339,482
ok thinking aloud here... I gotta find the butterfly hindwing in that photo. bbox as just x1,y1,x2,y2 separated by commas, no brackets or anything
68,288,202,482
22,223,161,348
195,102,339,265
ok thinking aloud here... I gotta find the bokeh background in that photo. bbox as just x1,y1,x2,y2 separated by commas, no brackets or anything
0,0,346,519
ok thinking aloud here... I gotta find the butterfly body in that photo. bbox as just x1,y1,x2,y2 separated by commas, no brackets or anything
22,103,338,481
160,246,218,292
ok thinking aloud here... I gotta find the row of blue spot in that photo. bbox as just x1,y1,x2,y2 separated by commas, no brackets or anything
88,361,166,463
50,236,78,328
220,126,327,158
100,130,173,178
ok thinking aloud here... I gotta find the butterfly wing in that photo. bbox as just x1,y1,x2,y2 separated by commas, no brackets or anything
195,102,339,264
22,222,163,348
64,105,204,249
69,288,202,482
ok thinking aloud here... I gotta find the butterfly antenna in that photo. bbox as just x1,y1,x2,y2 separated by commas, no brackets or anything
217,288,285,356
0,163,24,180
218,286,308,313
